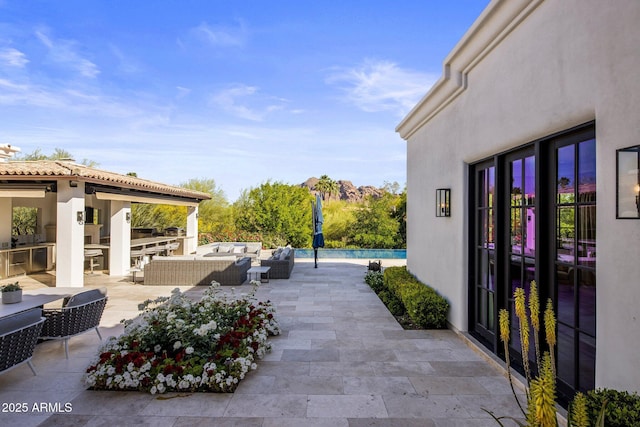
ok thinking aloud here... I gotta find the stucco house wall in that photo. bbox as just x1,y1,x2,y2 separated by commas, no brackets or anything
398,0,640,392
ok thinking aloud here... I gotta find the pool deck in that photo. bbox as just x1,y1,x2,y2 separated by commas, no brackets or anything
0,258,527,426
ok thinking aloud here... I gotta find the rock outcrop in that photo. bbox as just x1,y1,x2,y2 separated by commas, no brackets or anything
300,178,385,203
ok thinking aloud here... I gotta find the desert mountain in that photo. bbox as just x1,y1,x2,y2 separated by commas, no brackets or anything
300,177,385,203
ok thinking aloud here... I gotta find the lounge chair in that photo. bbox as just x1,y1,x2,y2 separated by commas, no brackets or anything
40,288,108,359
0,308,46,375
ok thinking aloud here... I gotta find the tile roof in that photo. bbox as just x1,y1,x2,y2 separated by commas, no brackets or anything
0,160,211,201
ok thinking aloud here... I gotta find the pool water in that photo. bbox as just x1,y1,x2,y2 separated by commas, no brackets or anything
294,248,406,259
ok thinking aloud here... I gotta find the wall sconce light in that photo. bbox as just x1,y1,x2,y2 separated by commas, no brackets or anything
436,188,451,217
77,211,85,225
616,145,640,219
125,212,131,224
69,180,78,188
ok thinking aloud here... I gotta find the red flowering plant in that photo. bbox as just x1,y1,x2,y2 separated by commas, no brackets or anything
85,281,279,393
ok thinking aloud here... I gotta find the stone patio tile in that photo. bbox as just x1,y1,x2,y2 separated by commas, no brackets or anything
383,394,471,419
67,390,154,415
255,361,310,376
224,394,307,417
288,330,337,340
371,361,435,376
340,349,397,362
311,338,363,350
394,349,465,362
37,414,94,426
349,418,435,427
429,361,502,377
382,330,433,339
269,337,312,350
273,375,344,394
456,394,527,420
83,415,177,427
475,375,526,396
306,394,388,418
173,417,264,427
309,361,377,377
140,392,233,417
434,419,521,427
233,374,276,394
281,348,340,362
343,376,416,395
409,376,490,396
263,418,349,427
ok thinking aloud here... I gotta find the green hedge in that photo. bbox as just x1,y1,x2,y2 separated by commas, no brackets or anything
383,266,449,329
584,388,640,426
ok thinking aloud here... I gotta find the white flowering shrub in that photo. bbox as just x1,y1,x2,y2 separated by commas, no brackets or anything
85,282,280,393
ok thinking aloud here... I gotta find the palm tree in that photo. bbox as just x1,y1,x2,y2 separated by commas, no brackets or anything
315,175,339,200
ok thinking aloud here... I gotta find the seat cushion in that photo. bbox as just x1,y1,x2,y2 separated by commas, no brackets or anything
63,288,107,308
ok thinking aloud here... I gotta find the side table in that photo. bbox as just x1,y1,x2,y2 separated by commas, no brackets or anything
247,266,271,283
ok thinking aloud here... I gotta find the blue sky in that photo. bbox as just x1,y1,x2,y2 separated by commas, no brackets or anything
0,1,488,201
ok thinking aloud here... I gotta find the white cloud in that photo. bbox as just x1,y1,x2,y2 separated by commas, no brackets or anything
108,44,141,74
176,86,191,99
0,47,28,67
326,59,437,115
191,21,246,47
210,84,285,121
35,28,100,78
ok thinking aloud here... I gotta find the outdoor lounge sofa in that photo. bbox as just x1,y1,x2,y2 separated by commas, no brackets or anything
0,308,46,375
202,242,262,260
40,288,108,359
143,256,251,286
260,247,295,279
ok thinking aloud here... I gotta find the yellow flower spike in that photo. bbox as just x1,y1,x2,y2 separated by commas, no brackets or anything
571,392,589,427
499,309,510,343
529,281,542,368
533,353,557,427
529,281,540,332
514,287,526,321
544,299,556,347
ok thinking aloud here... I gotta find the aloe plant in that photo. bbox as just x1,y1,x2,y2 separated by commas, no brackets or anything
1,282,21,292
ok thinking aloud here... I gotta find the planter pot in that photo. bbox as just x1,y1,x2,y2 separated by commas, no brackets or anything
2,290,22,304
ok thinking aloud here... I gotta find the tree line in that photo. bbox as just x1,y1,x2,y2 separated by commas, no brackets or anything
12,149,406,249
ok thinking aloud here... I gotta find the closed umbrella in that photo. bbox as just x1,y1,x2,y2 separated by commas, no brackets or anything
312,193,324,268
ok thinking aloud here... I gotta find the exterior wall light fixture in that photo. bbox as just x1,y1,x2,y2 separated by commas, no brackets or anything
616,145,640,219
77,211,85,225
436,188,451,217
126,212,131,224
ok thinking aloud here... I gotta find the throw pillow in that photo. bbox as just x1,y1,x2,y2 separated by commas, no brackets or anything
233,245,246,254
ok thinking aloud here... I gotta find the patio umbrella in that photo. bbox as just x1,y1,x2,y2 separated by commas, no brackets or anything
312,193,324,268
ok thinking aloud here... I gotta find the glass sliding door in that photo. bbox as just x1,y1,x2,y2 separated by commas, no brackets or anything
506,151,537,365
472,162,497,345
555,134,596,397
469,123,596,404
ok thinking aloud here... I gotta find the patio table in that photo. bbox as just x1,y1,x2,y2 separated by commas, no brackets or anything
0,290,74,319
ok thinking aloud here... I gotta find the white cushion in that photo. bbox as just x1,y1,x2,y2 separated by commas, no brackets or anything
233,245,246,254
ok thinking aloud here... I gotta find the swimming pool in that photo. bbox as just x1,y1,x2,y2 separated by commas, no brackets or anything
294,248,406,259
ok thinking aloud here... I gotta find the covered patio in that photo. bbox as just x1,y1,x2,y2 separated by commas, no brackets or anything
0,158,210,287
0,259,526,426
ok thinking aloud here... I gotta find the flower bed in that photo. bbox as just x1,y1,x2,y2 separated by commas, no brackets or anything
85,282,280,394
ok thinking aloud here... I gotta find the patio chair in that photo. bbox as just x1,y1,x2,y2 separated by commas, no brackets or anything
40,288,108,359
0,308,46,375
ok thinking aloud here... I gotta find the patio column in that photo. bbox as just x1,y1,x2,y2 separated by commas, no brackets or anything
109,200,131,276
56,180,86,287
0,198,11,248
185,205,198,254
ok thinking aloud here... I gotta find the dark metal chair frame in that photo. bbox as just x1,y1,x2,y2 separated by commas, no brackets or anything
0,308,46,375
40,294,107,359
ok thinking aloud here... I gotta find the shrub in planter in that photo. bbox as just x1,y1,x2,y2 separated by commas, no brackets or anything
378,290,405,316
584,388,640,426
364,271,384,293
383,267,449,329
